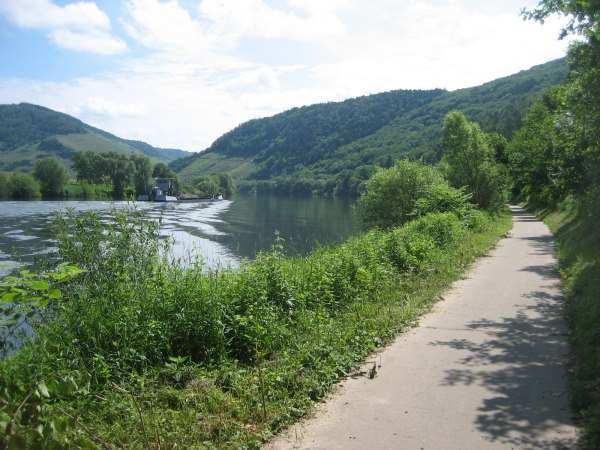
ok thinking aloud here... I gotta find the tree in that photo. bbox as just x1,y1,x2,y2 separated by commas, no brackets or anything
507,87,581,207
0,172,8,199
33,157,68,198
8,172,40,199
525,1,600,194
194,176,219,198
441,112,508,210
105,155,132,199
152,163,176,179
357,160,445,228
487,133,509,165
72,151,105,184
214,173,235,197
130,154,152,196
71,151,134,199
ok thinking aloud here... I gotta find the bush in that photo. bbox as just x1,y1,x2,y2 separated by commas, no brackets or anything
357,160,445,228
7,172,40,199
386,228,437,272
413,184,472,218
405,212,466,248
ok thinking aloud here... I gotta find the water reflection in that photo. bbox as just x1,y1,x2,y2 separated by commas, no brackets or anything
0,194,359,276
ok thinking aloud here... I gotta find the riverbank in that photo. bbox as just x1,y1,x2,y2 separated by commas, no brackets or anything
0,208,511,448
543,200,600,449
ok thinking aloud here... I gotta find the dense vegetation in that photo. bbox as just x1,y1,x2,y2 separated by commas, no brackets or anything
0,150,234,200
503,2,600,447
33,158,69,199
72,151,153,199
0,148,510,448
441,112,509,210
190,173,236,198
0,172,40,200
0,103,191,172
175,59,567,196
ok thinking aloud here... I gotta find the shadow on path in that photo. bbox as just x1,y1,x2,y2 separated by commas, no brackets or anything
430,213,575,449
431,292,573,449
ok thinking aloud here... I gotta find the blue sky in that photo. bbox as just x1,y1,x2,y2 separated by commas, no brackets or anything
0,0,571,150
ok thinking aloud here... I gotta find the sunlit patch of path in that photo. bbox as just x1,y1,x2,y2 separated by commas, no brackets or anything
267,206,578,450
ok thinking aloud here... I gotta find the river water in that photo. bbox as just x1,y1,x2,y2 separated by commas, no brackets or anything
0,193,360,277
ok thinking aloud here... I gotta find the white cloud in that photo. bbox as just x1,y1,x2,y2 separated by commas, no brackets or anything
0,0,126,54
308,1,573,93
50,29,128,54
123,0,209,52
196,0,345,43
0,0,573,150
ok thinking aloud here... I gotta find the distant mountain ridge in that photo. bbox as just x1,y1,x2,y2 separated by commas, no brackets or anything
174,58,569,195
0,103,191,171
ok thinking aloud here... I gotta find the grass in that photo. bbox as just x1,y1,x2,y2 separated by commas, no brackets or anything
0,207,511,449
542,198,600,449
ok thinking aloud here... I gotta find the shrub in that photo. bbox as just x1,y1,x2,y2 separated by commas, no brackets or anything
385,213,465,271
385,228,437,272
357,160,445,228
405,212,466,248
7,172,40,199
413,184,472,218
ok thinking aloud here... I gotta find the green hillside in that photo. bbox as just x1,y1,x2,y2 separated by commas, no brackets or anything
175,58,568,194
0,103,191,171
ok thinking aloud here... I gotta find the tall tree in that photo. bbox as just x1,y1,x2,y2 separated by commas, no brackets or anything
525,1,600,191
507,87,581,207
441,112,508,210
130,154,152,196
33,157,68,198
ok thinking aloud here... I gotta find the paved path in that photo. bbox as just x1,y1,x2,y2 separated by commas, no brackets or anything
267,207,578,450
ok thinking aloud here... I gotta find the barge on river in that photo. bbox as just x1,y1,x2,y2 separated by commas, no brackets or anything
137,178,178,202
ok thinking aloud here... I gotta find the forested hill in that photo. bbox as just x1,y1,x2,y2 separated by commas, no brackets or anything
0,103,191,171
174,58,568,195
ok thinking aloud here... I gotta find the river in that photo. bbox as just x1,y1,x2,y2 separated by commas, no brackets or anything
0,193,360,277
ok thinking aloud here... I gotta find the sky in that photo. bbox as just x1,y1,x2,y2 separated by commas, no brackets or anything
0,0,572,151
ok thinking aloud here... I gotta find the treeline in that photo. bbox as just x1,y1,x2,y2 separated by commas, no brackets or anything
72,151,179,199
0,152,185,200
0,150,237,201
0,158,69,200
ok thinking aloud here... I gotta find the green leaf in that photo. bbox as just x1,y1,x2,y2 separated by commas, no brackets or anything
37,381,50,398
47,289,62,300
30,280,50,291
0,411,10,434
0,292,17,303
